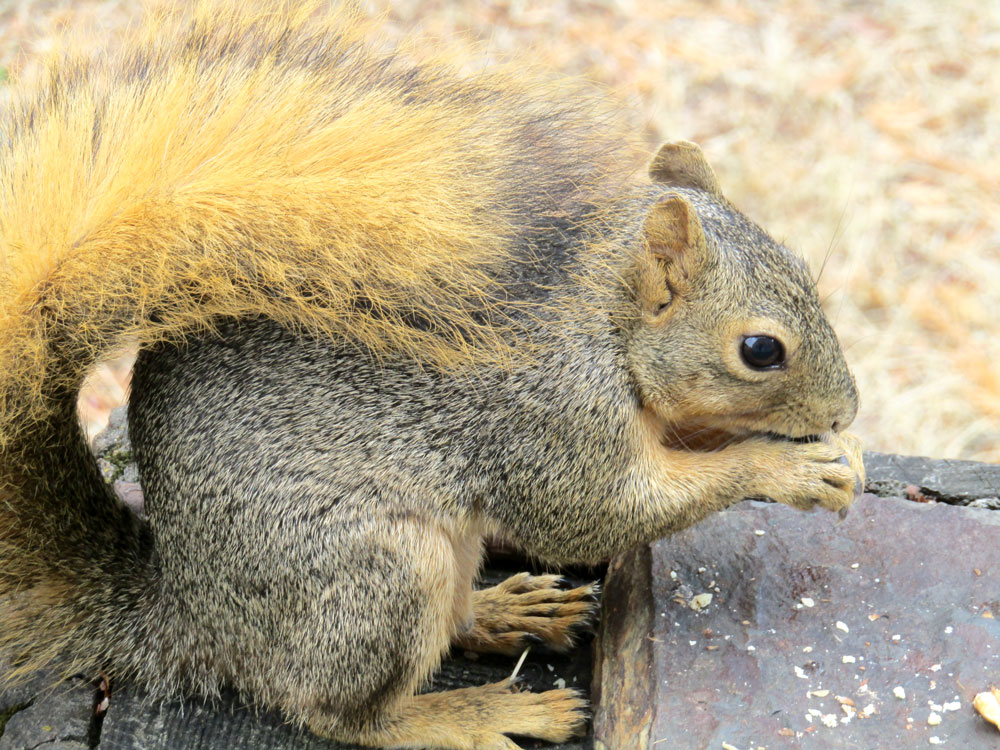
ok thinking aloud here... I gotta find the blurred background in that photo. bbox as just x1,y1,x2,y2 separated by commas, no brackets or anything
2,0,997,462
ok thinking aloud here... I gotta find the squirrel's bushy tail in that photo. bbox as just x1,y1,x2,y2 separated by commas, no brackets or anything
0,1,633,683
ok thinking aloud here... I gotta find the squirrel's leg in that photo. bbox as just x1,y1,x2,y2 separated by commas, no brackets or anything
452,573,599,656
351,679,588,750
295,517,587,750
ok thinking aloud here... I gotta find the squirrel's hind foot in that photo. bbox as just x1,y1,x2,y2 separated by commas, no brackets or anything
452,573,599,656
324,680,588,750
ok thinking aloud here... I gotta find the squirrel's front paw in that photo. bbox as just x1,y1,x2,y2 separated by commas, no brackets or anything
747,432,864,514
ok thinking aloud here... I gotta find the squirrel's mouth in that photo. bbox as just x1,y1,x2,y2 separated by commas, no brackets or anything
642,407,816,453
640,407,750,452
657,420,750,452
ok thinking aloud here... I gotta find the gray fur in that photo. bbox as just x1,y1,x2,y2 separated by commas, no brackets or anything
115,182,858,740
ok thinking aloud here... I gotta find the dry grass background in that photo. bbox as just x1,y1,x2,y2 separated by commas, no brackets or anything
1,0,997,462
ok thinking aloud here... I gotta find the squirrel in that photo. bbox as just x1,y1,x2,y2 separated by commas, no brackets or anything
0,2,864,748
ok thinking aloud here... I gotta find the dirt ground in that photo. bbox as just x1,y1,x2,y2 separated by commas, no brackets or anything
2,0,997,462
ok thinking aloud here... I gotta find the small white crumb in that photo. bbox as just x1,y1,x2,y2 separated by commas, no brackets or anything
930,703,943,712
698,566,707,573
894,686,907,700
553,677,566,689
842,655,856,664
836,621,850,633
803,646,814,653
821,713,839,728
858,684,870,695
722,743,740,750
809,689,830,698
851,562,860,568
801,597,815,608
892,634,901,641
863,704,876,716
689,640,697,646
808,708,823,717
754,529,765,536
795,666,809,679
747,645,756,652
930,664,942,672
842,704,857,720
942,701,961,712
944,626,953,634
929,737,945,745
927,712,942,726
546,663,554,672
690,593,713,611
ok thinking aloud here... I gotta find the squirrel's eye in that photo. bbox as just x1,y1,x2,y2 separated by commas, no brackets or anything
740,335,785,370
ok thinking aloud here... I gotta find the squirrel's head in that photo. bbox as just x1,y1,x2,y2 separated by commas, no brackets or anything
625,141,858,447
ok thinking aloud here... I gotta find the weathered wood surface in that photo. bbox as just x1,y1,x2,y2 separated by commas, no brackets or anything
594,495,1000,749
863,451,1000,507
0,672,95,750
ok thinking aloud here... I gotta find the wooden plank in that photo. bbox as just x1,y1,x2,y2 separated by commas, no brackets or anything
593,495,1000,749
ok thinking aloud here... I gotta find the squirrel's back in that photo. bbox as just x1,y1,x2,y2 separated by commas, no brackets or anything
0,0,635,443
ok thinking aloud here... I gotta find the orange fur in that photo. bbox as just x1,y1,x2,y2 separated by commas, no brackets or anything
0,0,632,446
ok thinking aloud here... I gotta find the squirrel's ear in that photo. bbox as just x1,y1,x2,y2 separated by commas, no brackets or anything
642,195,710,276
648,141,721,195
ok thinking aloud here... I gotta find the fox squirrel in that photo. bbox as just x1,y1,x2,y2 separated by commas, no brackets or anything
0,2,864,748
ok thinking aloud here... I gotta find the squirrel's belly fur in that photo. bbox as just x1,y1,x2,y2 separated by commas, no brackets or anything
0,1,864,746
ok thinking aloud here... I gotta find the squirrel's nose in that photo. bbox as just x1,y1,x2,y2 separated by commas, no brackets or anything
831,373,860,433
831,400,858,433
